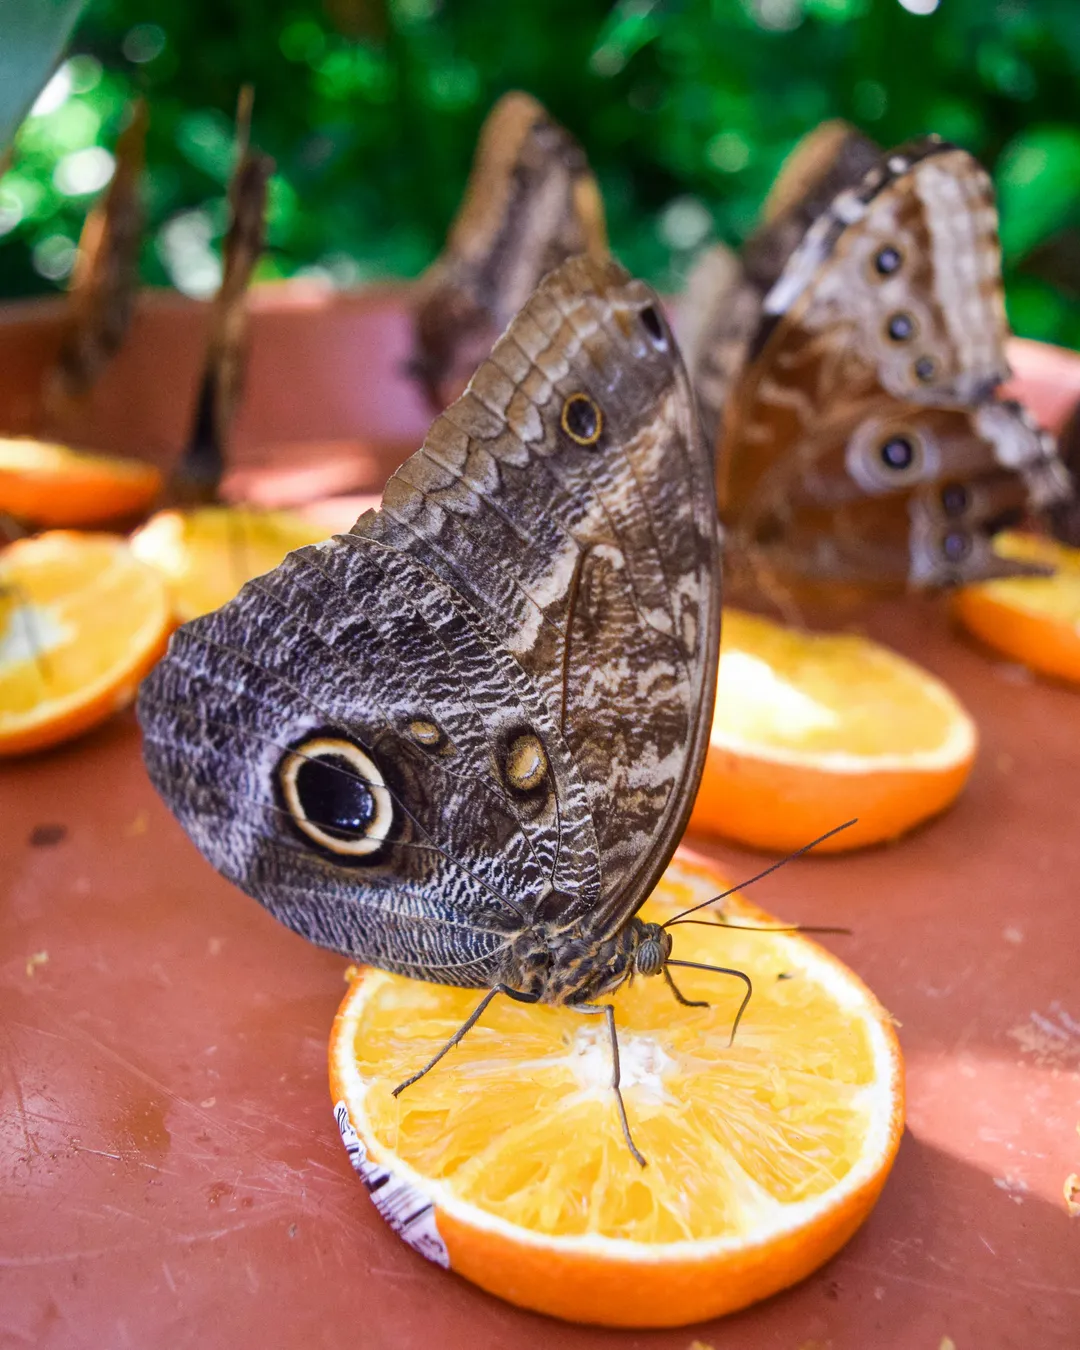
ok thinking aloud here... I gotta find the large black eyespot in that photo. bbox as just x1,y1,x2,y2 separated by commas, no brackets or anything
561,393,602,446
880,436,915,471
940,482,970,518
278,735,392,857
887,312,915,342
639,304,668,350
942,531,971,563
875,245,902,276
914,355,936,383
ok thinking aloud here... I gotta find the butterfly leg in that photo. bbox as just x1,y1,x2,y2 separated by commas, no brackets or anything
662,963,709,1009
392,984,539,1097
572,1002,646,1168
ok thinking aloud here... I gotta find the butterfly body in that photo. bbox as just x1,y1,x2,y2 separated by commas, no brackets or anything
685,129,1070,599
140,257,720,1046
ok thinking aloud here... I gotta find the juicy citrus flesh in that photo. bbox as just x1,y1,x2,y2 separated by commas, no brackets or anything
689,610,976,853
711,609,972,767
0,531,170,754
954,532,1080,684
330,856,903,1324
0,437,161,527
130,506,327,622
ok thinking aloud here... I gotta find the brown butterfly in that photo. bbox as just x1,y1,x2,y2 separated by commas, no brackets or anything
682,122,1071,602
141,255,729,1166
409,91,608,413
170,87,273,507
47,99,148,411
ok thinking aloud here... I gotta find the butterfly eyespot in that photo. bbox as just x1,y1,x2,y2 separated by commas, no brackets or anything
561,393,603,446
914,356,936,383
505,731,548,793
940,482,970,517
880,436,916,470
639,305,668,350
406,718,443,748
942,531,972,563
278,736,393,858
874,245,902,276
886,312,915,342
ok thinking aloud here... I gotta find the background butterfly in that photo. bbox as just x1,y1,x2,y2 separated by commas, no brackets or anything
409,92,608,414
682,122,1071,600
140,255,721,1162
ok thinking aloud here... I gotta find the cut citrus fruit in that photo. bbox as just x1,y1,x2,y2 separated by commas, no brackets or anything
130,506,327,623
329,853,904,1327
688,609,976,854
0,531,170,756
0,437,161,528
954,532,1080,685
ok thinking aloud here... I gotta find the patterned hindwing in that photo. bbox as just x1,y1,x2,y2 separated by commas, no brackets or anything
741,398,1067,591
366,254,721,938
139,533,602,986
411,92,608,410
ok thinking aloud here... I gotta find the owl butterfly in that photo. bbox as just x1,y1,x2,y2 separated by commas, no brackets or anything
682,121,1072,601
409,91,608,413
47,99,148,411
171,87,273,506
140,255,729,1166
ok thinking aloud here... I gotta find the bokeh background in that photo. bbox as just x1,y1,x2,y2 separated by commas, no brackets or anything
2,0,1079,346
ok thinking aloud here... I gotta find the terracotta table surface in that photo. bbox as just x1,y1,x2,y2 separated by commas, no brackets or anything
3,289,1080,1348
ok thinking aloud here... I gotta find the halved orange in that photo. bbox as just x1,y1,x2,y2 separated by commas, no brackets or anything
329,853,904,1327
0,437,162,527
953,532,1080,685
689,610,976,854
130,506,327,623
0,531,170,756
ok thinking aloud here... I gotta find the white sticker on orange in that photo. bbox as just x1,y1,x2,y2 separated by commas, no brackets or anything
333,1100,450,1268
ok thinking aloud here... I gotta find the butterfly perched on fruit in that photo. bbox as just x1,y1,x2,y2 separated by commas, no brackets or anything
140,254,734,1164
409,91,608,412
682,121,1071,601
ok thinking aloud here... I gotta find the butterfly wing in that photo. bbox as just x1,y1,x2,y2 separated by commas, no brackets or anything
140,255,719,981
709,136,1069,592
411,92,608,411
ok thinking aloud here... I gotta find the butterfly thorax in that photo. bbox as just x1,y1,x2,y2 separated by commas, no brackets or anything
504,918,672,1006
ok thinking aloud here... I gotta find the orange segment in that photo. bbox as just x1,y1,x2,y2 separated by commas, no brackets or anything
689,609,976,853
130,506,327,623
329,853,904,1327
953,532,1080,685
0,437,161,527
0,531,170,756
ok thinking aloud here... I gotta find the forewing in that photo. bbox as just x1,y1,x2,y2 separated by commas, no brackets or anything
369,254,720,935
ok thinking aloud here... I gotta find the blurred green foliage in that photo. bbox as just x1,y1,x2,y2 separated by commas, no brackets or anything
2,0,1079,348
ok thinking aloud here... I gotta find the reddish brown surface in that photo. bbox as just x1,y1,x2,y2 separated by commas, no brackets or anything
2,290,1080,1349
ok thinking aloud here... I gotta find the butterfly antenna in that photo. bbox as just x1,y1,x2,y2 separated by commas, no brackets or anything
672,919,851,936
662,819,857,927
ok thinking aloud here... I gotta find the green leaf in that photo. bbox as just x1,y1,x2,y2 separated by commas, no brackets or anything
997,125,1080,263
0,0,90,151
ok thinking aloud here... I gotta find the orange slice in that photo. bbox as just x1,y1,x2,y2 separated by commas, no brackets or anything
689,609,976,853
953,532,1080,685
0,531,170,756
0,437,161,527
130,506,327,623
329,853,904,1327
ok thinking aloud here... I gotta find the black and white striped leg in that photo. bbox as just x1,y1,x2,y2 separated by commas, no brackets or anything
572,1001,646,1168
392,983,539,1097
